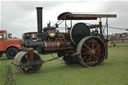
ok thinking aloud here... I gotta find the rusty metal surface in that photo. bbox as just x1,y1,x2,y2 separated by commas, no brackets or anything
58,12,117,20
22,48,34,62
28,48,34,62
44,41,60,48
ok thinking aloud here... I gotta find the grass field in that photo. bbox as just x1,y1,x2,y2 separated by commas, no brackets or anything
0,44,128,85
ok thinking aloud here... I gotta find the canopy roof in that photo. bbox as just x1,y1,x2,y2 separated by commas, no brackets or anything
58,12,117,20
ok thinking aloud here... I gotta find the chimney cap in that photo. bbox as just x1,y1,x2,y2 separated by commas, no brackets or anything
36,7,43,9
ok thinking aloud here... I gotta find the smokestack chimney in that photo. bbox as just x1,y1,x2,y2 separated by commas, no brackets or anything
36,7,43,39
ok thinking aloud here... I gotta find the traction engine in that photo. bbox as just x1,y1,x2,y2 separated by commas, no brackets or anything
13,7,117,73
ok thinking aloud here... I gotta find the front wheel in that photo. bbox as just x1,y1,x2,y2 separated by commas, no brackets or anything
6,47,19,59
13,51,43,74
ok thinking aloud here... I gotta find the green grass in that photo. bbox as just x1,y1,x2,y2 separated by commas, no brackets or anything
0,45,128,85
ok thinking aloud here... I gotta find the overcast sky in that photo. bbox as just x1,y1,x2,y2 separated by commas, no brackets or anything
1,1,128,38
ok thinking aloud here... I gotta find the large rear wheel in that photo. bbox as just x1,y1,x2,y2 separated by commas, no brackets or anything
77,36,106,67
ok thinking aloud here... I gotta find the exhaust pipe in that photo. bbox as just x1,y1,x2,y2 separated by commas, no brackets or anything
36,7,43,39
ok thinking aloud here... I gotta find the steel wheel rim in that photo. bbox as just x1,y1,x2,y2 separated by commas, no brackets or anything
81,37,105,66
19,53,42,73
77,36,106,67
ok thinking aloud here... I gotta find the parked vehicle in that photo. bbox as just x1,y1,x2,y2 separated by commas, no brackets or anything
0,30,22,59
13,7,117,73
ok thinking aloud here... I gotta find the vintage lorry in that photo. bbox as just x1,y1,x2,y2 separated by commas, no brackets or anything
0,30,22,59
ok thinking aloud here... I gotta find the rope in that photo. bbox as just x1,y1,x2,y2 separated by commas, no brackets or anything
50,53,62,61
4,65,16,85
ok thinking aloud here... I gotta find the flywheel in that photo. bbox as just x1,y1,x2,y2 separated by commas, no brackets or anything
70,23,90,45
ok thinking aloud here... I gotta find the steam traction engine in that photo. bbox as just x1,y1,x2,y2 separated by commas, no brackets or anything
13,7,117,73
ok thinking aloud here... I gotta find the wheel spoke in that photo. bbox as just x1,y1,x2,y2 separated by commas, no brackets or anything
94,56,98,62
83,43,91,50
82,56,86,60
95,44,100,50
93,57,97,63
15,53,42,73
81,51,89,55
88,56,92,62
82,48,88,51
95,49,101,54
25,66,28,71
78,36,105,67
92,39,94,49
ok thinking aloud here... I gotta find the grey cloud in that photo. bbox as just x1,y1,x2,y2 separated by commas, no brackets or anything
1,1,128,38
1,1,64,38
102,1,128,28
